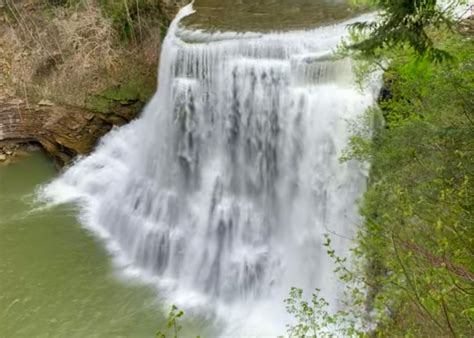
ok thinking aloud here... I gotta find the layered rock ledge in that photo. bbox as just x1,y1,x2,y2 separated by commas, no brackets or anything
0,92,120,165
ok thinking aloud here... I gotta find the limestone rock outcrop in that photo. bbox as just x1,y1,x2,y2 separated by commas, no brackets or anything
0,93,117,165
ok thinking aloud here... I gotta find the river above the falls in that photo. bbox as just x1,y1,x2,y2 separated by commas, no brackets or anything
0,152,211,337
182,0,358,32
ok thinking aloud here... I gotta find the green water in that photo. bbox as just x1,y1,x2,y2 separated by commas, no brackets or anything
182,0,359,32
0,152,168,337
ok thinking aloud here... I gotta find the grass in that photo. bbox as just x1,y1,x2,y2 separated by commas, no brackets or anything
1,0,166,116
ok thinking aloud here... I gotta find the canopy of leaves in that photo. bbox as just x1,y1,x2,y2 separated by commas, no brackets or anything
350,0,469,61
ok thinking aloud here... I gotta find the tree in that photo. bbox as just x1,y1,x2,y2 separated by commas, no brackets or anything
339,20,474,336
349,0,469,61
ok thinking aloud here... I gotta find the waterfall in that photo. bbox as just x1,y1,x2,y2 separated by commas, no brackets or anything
41,4,380,335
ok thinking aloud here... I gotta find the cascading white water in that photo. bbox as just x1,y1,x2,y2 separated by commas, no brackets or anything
41,4,380,335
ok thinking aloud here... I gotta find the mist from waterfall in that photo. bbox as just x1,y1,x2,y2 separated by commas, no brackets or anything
40,4,381,335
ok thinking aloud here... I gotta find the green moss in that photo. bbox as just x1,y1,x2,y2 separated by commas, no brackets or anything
86,77,155,118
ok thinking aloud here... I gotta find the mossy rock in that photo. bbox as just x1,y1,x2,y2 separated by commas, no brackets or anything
86,78,155,121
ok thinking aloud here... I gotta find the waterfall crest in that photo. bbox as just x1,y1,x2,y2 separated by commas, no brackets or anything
41,4,380,334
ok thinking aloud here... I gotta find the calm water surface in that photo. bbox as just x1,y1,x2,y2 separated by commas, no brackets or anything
0,152,208,337
182,0,357,32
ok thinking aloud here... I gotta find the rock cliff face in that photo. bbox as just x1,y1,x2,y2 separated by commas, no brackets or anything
0,92,115,165
0,0,188,165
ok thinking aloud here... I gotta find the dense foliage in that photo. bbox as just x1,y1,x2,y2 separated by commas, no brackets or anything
356,29,473,336
350,0,470,61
